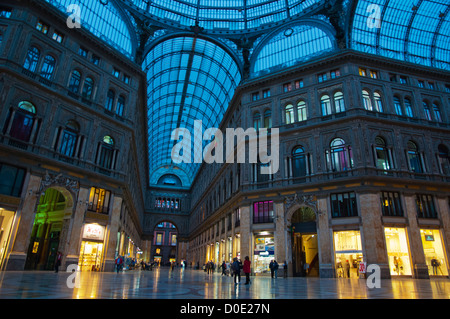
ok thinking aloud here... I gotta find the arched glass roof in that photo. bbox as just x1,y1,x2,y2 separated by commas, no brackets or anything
45,0,134,58
253,23,335,76
351,0,450,70
124,0,322,32
143,36,241,186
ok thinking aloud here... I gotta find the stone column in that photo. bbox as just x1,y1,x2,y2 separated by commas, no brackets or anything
64,187,90,269
239,205,251,261
103,195,123,272
359,193,390,279
404,194,429,279
316,196,333,278
274,201,286,265
5,174,42,270
437,196,450,276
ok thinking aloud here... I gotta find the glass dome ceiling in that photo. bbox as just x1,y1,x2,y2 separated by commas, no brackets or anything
124,0,322,32
42,0,450,187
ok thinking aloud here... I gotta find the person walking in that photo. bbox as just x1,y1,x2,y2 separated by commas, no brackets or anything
54,251,62,273
269,260,274,278
273,260,279,278
116,255,123,273
232,258,241,284
221,261,227,276
243,256,251,285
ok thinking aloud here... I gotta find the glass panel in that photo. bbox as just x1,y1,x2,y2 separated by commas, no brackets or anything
420,229,448,276
384,227,412,276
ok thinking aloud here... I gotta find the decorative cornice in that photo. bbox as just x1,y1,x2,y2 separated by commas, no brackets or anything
40,171,80,194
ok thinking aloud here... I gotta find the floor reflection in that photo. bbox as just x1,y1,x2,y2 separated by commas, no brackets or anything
0,268,448,299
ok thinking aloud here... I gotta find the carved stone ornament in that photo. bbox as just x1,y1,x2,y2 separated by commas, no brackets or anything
284,193,317,212
40,170,80,194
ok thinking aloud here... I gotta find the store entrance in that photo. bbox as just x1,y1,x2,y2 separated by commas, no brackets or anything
78,241,103,271
291,207,319,277
25,188,69,270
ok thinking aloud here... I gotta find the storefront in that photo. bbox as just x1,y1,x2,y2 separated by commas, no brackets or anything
384,227,412,276
78,223,105,271
0,207,16,270
420,229,448,277
253,233,274,274
334,230,364,278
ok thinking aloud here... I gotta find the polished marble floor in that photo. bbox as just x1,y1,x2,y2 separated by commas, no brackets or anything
0,267,449,299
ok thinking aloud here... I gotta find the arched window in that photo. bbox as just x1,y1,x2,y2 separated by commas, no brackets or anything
105,89,115,111
98,135,115,170
116,95,125,116
9,101,37,142
362,90,372,111
23,46,40,72
437,144,450,175
68,70,82,93
404,98,413,117
297,100,307,122
285,104,294,124
292,146,307,183
59,120,80,157
423,101,432,121
334,91,345,113
253,112,261,130
432,103,443,122
263,109,272,128
321,95,331,116
394,96,402,115
374,92,384,112
328,138,353,172
374,136,392,170
82,77,94,100
407,141,424,173
40,55,56,80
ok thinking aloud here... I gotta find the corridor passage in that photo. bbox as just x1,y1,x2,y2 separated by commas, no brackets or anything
0,268,449,299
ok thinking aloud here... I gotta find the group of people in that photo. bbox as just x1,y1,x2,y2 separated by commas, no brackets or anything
204,257,252,285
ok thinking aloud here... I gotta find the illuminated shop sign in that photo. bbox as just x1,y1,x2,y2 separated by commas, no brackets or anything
82,223,105,241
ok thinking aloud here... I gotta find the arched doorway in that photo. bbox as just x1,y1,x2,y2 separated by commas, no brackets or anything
291,206,319,277
24,187,73,270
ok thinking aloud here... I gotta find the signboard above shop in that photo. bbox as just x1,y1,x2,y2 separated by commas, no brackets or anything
82,223,105,241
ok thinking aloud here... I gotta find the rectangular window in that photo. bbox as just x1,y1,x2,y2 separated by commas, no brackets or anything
52,31,64,43
36,21,49,34
358,68,367,76
88,187,111,214
262,89,271,98
253,201,274,224
380,192,403,217
318,72,327,83
91,55,100,66
330,192,358,218
418,80,425,88
112,68,120,78
399,76,408,84
331,69,341,79
235,208,240,227
123,74,130,84
295,79,304,89
445,85,450,93
416,194,438,219
369,70,378,79
79,47,88,58
428,82,435,90
251,92,259,101
283,83,292,93
0,163,25,197
0,7,12,18
155,233,163,245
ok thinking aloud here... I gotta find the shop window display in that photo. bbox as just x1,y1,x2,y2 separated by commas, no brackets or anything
420,229,448,276
253,236,274,274
334,230,364,278
384,227,412,276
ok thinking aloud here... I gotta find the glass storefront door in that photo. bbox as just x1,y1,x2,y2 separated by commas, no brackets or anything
334,230,364,278
420,229,448,276
0,208,15,270
254,236,275,274
78,241,104,271
384,227,412,276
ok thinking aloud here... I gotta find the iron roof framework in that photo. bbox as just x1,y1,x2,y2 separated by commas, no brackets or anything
42,0,450,187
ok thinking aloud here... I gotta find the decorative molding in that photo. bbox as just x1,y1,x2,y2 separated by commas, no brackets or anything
39,171,80,194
